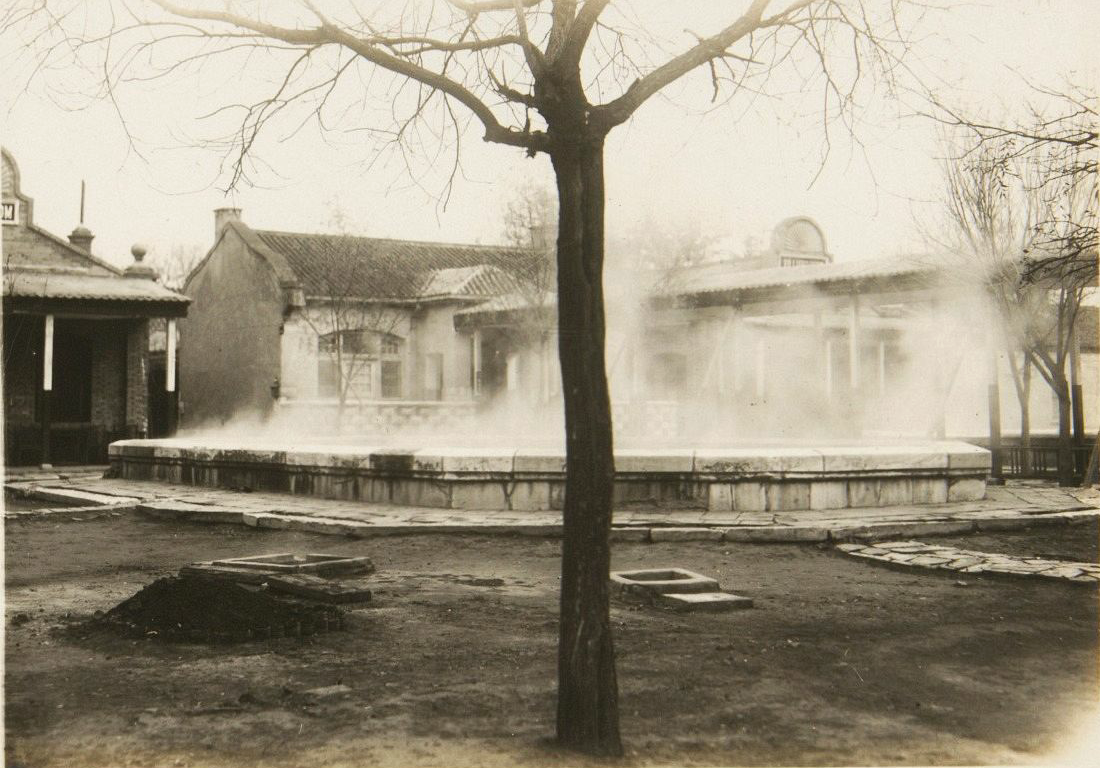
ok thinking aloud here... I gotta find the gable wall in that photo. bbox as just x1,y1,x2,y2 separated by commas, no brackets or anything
178,228,285,427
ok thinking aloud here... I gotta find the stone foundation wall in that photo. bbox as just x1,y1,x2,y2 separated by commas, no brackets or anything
109,440,991,513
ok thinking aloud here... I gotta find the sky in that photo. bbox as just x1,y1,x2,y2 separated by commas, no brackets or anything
1,1,1096,272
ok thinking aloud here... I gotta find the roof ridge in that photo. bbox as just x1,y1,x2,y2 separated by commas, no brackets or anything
253,228,538,253
23,223,124,275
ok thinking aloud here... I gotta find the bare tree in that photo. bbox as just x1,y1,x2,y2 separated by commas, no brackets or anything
935,136,1041,473
149,243,206,291
8,0,923,754
295,240,407,428
930,82,1098,484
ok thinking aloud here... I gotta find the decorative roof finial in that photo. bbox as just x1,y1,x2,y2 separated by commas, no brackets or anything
124,243,157,279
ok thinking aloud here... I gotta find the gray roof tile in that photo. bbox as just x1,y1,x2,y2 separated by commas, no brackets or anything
253,229,542,301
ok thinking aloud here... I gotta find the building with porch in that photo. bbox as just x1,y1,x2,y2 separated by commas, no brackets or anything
2,148,190,465
178,209,543,433
456,217,1095,447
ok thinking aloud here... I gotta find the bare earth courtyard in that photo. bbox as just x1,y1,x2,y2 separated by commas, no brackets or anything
4,511,1098,768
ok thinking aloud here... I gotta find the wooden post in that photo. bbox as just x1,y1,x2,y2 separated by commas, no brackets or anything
1070,327,1085,476
988,352,1004,484
40,314,54,467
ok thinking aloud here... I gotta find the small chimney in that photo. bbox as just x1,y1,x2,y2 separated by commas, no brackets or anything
69,179,94,251
214,207,241,240
68,224,94,252
123,243,158,280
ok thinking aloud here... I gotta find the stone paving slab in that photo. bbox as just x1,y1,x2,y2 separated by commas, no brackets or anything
5,475,1098,544
658,592,754,612
837,540,1100,584
8,485,142,507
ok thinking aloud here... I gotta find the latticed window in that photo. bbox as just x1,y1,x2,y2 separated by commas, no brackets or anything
317,329,403,400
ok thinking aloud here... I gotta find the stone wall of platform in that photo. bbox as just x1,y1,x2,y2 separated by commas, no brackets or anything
109,439,991,513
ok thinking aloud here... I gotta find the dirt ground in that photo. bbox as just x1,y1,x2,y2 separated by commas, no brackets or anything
5,513,1098,768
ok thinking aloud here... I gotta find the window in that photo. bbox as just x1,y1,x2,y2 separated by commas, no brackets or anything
780,256,826,267
317,330,403,400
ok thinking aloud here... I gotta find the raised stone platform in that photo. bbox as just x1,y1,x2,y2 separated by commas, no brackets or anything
107,438,991,513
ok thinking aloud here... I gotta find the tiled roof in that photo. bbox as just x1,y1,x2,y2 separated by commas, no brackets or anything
419,265,524,299
454,256,936,322
4,269,190,304
252,229,542,301
454,290,555,316
662,254,936,297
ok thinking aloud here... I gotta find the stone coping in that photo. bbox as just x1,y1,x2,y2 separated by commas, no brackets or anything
110,439,990,477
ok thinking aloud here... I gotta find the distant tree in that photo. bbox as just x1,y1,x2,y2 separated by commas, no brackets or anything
932,83,1098,484
934,136,1040,473
501,180,557,251
9,1,926,754
930,81,1096,283
149,243,206,291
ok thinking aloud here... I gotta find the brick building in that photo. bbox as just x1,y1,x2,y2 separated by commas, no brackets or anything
2,149,189,465
179,209,543,432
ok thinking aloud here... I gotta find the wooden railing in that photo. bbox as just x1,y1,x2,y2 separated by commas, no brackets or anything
967,434,1098,482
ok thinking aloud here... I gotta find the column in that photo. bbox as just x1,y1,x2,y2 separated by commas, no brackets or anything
540,334,552,403
754,336,765,399
125,319,149,437
40,314,54,467
166,318,179,435
848,295,864,438
877,339,887,396
730,316,742,394
471,329,482,398
848,295,860,390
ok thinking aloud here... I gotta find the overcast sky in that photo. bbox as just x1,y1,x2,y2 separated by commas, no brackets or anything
2,1,1096,271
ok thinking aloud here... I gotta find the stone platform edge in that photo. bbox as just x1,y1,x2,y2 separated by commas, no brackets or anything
109,440,990,475
108,440,991,513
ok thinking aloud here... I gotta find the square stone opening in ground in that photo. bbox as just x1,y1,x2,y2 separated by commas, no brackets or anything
610,567,720,596
211,553,374,575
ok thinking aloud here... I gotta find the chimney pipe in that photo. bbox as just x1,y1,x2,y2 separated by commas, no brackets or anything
214,207,242,240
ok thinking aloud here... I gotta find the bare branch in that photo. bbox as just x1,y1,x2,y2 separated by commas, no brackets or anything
148,0,547,152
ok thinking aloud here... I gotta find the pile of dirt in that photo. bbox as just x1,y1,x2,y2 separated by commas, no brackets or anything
96,575,344,643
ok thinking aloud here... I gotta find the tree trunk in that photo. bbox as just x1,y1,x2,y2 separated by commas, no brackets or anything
1019,359,1032,476
550,135,622,757
1055,375,1074,486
